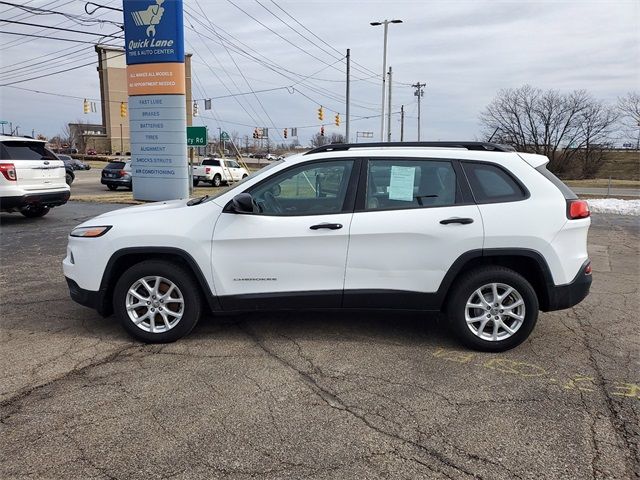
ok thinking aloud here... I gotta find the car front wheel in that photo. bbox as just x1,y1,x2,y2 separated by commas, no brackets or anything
113,260,202,343
447,266,538,352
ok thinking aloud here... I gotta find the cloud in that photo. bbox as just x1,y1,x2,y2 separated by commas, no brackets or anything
0,0,637,145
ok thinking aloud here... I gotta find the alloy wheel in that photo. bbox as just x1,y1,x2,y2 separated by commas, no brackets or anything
464,282,525,341
125,276,184,333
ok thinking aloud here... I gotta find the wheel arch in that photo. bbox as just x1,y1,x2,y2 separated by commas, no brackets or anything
437,249,554,311
97,247,220,316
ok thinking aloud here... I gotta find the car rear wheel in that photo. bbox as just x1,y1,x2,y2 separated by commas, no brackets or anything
65,173,74,185
107,184,118,191
447,266,538,352
113,260,202,343
20,205,50,218
212,174,222,187
193,178,200,187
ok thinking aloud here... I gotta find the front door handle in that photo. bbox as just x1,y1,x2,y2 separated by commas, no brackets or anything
440,217,474,225
310,223,343,230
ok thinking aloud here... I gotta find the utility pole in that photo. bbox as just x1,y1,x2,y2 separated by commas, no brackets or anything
412,82,426,141
345,49,350,143
387,66,392,142
120,123,123,154
400,105,405,141
370,19,403,141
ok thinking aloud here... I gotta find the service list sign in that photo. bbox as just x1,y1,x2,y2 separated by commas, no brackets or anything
123,0,188,201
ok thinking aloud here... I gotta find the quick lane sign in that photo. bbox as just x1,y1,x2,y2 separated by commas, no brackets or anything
123,0,185,65
124,0,188,202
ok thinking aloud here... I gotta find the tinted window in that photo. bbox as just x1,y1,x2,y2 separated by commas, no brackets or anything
202,159,220,167
228,160,240,168
462,162,526,203
105,162,126,169
366,159,458,211
249,160,354,216
0,141,57,161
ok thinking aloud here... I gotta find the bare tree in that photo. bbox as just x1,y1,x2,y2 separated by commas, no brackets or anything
480,85,618,177
309,132,329,147
617,92,640,148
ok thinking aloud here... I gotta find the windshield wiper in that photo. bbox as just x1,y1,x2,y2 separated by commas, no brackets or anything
187,195,209,206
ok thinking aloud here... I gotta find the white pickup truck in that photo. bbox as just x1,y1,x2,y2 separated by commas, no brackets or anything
192,158,249,187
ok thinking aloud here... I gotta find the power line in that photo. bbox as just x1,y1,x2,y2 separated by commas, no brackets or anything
0,19,123,39
0,1,122,27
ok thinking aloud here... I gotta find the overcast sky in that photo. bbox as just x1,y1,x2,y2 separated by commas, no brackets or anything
0,0,638,145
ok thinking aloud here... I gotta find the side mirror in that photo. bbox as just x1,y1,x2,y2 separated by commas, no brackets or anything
230,192,254,213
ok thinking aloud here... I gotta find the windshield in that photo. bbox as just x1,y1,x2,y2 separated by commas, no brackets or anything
105,162,126,169
0,141,58,160
190,160,284,204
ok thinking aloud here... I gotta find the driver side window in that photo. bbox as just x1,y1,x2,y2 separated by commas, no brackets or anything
249,160,354,216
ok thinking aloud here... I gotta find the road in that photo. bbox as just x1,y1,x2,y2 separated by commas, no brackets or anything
1,203,638,479
573,187,640,197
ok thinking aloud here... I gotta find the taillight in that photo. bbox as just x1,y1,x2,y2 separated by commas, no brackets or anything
205,167,211,174
567,200,590,219
0,163,17,181
119,169,126,177
584,262,592,275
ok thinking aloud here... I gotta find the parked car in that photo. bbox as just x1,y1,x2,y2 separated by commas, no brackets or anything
0,135,70,217
60,156,91,171
100,160,132,190
64,141,592,350
192,158,249,187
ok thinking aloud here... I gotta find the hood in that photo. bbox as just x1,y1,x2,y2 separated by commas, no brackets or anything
91,199,190,220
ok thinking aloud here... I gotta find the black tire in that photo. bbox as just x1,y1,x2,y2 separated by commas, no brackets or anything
193,178,200,187
107,184,118,191
20,205,50,218
113,260,202,343
446,266,539,352
212,174,222,187
65,173,74,185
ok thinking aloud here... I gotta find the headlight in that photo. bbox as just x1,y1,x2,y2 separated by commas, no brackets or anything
70,226,112,238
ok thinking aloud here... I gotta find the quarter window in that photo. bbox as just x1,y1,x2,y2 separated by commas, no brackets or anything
365,159,458,210
249,160,354,216
462,162,526,203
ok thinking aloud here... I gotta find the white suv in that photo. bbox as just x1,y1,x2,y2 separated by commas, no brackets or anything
63,142,592,351
0,135,70,217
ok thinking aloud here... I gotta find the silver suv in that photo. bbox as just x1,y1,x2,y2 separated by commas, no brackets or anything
0,135,70,218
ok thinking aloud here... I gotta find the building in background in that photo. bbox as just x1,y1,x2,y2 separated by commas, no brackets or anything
75,45,192,154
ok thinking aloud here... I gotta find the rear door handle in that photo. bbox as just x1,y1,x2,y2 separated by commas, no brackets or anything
310,223,343,230
440,217,474,225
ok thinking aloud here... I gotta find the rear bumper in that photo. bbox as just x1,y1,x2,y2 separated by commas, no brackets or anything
101,177,131,186
544,261,592,311
0,190,70,210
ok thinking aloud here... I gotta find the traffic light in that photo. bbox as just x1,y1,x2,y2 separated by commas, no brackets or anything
283,128,287,139
334,113,340,127
192,101,199,117
83,99,90,114
317,106,324,121
120,102,127,118
253,128,258,139
320,126,325,137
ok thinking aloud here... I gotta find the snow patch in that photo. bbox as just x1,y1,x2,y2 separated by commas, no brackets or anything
587,198,640,216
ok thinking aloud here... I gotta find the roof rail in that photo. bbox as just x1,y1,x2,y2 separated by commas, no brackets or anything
304,141,515,155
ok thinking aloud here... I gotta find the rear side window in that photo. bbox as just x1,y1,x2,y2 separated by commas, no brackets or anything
462,162,526,203
203,159,220,167
366,159,459,211
0,141,57,161
535,165,577,200
105,162,125,169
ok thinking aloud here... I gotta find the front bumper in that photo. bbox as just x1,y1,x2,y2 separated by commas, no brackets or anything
66,277,111,316
1,190,70,210
544,261,592,311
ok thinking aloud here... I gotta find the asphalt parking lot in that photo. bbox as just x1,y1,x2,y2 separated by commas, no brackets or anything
1,202,638,479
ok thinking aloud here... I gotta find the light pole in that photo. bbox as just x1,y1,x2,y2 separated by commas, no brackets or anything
370,19,402,142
